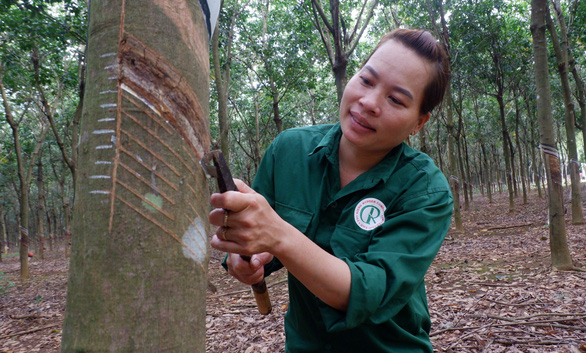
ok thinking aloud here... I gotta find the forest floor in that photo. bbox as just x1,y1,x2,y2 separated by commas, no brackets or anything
1,188,586,352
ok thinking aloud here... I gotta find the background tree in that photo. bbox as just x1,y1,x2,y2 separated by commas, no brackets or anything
530,0,575,270
1,75,49,279
305,0,380,103
546,0,584,224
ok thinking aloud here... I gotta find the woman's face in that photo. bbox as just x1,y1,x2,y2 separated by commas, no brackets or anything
339,39,432,156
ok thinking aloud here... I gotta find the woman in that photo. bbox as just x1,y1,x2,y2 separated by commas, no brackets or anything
209,28,453,353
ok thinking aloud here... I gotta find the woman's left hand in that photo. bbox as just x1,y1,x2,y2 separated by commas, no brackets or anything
209,179,352,311
209,179,284,256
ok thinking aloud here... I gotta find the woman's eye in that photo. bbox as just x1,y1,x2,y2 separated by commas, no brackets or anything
360,77,372,86
389,96,403,106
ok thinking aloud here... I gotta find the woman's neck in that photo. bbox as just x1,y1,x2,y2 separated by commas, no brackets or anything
338,136,387,188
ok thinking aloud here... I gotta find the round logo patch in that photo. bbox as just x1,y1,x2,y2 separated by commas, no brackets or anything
354,198,386,230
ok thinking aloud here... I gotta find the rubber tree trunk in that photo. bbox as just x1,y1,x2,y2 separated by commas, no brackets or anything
514,93,528,204
497,95,515,212
0,207,6,257
37,159,46,260
61,0,217,351
446,86,463,231
530,0,574,270
545,3,584,224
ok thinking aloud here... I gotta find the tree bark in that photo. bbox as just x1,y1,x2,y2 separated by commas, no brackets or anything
61,0,214,351
36,159,46,261
524,91,543,198
514,90,528,204
446,88,463,231
568,50,586,162
546,1,584,224
456,137,469,210
0,207,6,257
565,0,586,164
530,0,574,270
496,94,515,212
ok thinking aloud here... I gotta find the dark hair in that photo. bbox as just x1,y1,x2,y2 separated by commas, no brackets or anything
364,28,450,114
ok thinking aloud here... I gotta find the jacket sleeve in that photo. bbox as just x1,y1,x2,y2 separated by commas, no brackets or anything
319,171,453,332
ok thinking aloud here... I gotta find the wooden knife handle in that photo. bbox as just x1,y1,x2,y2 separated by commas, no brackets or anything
205,150,272,315
241,255,272,315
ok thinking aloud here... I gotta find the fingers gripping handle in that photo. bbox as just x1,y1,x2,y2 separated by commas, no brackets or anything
202,150,272,315
241,255,272,315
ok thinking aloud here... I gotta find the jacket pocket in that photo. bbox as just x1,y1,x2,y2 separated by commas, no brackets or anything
330,224,373,258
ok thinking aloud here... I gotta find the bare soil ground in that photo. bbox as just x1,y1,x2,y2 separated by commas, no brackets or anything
1,189,585,352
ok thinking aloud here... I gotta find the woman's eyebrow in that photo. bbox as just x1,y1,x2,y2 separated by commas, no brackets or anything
364,65,380,79
365,65,414,101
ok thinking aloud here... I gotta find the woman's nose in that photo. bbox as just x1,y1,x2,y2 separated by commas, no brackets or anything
359,92,381,116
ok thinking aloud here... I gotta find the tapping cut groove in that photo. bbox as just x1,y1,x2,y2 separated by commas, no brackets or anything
116,179,175,221
122,92,175,135
120,146,178,191
120,128,181,177
121,107,194,179
118,33,209,160
118,162,175,205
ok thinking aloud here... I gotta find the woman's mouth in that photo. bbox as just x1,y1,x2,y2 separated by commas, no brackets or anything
351,113,376,132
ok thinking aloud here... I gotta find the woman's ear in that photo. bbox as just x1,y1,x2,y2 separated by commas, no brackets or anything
415,112,431,133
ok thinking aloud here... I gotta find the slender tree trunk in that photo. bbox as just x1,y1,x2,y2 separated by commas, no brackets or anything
61,177,72,258
508,134,519,197
212,0,239,159
446,92,463,231
1,78,49,279
430,0,461,230
530,0,574,270
565,0,586,165
546,2,584,224
456,138,469,210
463,135,473,202
258,1,283,134
61,0,216,350
477,142,485,196
435,119,444,171
309,0,379,103
46,208,54,252
484,145,492,203
497,95,515,212
0,207,6,257
37,159,46,260
253,86,262,169
514,93,528,204
568,51,586,162
526,96,543,198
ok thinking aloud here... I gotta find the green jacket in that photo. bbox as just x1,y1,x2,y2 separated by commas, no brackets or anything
252,123,453,353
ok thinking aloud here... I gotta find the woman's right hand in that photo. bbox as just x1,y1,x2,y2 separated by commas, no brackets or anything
225,252,274,285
